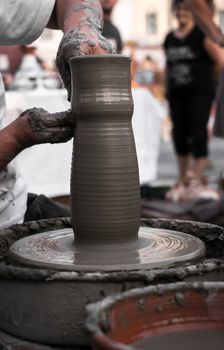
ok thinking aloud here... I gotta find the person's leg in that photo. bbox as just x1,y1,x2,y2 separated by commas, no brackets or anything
165,95,190,201
177,155,191,183
187,94,213,182
168,94,190,184
192,158,209,181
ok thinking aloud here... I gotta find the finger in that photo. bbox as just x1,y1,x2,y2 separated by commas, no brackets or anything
79,42,93,55
50,129,74,143
91,46,110,55
57,44,82,101
42,111,76,128
57,56,71,101
38,127,74,144
56,41,76,101
98,35,115,54
20,107,48,118
79,42,108,56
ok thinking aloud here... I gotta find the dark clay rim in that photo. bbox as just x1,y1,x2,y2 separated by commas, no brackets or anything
69,54,130,63
85,281,224,335
0,218,224,281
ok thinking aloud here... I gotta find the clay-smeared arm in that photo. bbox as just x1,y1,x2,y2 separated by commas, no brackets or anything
186,0,224,46
49,0,114,100
0,108,75,171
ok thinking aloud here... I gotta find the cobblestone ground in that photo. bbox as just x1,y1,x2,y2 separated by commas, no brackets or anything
156,137,224,186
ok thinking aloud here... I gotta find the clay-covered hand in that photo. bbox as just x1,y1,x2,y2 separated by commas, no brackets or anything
56,2,114,101
57,31,113,101
19,107,75,147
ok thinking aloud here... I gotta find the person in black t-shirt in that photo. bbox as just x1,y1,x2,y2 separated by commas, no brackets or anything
164,0,223,202
100,0,122,53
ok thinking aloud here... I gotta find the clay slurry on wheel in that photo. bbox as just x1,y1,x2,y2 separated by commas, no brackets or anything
8,226,205,271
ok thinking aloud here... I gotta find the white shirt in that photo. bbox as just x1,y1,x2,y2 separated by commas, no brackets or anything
0,0,55,229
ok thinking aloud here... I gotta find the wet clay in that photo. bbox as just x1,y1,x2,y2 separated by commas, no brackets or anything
8,227,205,271
1,218,223,280
131,330,224,350
69,55,141,244
20,107,75,145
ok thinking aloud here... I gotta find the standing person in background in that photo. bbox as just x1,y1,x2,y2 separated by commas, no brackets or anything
164,0,223,202
100,0,123,53
0,0,113,229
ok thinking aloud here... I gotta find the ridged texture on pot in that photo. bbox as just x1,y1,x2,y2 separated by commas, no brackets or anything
69,55,141,243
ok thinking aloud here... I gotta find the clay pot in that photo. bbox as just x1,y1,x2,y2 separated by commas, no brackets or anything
86,282,224,350
69,55,141,244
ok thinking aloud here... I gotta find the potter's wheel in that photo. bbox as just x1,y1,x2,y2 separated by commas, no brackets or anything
1,218,224,347
8,226,205,271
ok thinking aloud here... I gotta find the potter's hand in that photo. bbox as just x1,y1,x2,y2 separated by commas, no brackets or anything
56,29,114,101
54,0,114,101
47,1,115,99
19,108,75,147
0,108,75,171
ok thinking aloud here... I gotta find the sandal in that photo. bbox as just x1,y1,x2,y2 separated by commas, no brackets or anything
165,183,186,202
185,179,220,201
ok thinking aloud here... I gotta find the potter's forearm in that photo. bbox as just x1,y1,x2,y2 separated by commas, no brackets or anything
186,0,224,45
0,133,21,171
0,119,30,171
48,0,103,33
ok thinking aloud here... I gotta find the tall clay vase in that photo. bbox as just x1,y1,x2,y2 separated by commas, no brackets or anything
69,55,140,244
